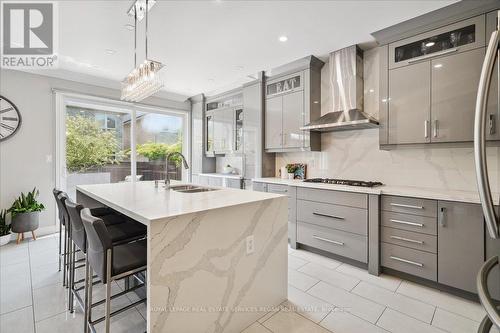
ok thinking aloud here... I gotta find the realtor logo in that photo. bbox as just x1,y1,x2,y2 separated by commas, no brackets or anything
1,1,58,68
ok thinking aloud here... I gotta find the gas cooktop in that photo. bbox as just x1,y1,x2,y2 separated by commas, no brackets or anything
303,178,383,188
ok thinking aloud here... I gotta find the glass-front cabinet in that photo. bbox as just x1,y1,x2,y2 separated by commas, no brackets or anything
205,92,243,156
388,15,485,69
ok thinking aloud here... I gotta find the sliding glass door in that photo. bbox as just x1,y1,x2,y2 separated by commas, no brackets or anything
65,104,131,199
56,92,190,200
134,110,185,182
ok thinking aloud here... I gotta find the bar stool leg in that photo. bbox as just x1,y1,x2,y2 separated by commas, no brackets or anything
69,242,76,312
105,249,112,333
63,225,67,286
85,256,93,333
58,221,62,271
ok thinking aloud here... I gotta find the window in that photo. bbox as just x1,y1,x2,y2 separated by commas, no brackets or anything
57,93,190,200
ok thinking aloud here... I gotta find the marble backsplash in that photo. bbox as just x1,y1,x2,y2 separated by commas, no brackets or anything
276,47,500,193
276,129,500,193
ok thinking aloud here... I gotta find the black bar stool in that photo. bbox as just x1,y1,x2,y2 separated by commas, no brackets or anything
64,198,146,314
81,208,147,333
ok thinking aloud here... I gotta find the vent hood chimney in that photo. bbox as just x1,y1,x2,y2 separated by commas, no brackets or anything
301,45,379,132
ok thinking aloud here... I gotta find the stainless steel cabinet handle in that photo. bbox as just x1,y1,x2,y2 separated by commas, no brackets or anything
313,212,345,220
439,207,446,227
389,235,424,245
390,256,424,267
390,203,424,210
489,114,496,135
390,219,424,227
408,47,458,64
313,235,344,246
474,26,499,239
433,120,438,138
477,256,500,328
424,120,429,138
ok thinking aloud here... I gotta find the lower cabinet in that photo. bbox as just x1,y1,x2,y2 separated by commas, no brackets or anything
437,201,484,294
486,231,500,301
297,222,367,263
381,243,437,281
381,196,490,296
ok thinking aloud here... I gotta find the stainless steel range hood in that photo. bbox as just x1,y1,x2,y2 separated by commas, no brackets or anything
301,45,379,132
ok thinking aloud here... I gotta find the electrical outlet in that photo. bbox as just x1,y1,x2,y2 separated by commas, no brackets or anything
246,235,255,255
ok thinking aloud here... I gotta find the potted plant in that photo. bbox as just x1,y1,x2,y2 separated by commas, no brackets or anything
286,164,297,180
0,209,11,246
9,188,45,243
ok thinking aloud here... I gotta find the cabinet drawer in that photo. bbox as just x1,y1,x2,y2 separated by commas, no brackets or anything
225,178,242,189
267,184,290,196
381,211,437,235
382,195,437,217
381,243,437,281
297,222,367,263
381,227,437,253
297,200,367,235
252,182,267,192
297,188,367,209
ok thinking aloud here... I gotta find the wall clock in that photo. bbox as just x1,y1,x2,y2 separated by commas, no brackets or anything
0,95,22,142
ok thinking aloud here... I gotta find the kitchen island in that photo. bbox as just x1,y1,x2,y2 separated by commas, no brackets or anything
76,181,288,333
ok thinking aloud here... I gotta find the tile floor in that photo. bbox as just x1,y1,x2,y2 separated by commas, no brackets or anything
0,234,498,333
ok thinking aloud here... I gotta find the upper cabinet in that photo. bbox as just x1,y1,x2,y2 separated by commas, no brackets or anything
205,92,243,156
388,16,485,70
380,14,500,147
264,56,323,152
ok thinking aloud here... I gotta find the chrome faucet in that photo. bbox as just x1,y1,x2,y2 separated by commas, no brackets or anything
165,152,189,188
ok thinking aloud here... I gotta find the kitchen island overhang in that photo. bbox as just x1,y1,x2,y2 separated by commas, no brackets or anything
76,181,288,333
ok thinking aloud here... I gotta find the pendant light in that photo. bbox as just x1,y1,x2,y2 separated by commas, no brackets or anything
121,0,164,102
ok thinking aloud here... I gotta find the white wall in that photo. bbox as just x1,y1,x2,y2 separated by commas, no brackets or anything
0,69,190,236
276,48,500,193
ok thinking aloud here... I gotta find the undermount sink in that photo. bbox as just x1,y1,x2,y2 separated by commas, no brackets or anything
170,185,218,193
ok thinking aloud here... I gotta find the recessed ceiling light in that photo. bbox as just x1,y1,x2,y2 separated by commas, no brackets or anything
434,63,443,68
124,24,135,31
105,49,116,55
425,41,435,47
279,36,288,42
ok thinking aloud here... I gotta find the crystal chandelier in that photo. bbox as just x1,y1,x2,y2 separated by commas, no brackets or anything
121,0,164,102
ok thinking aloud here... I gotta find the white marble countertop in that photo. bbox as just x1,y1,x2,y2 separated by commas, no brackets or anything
199,173,243,179
77,181,282,224
252,177,500,205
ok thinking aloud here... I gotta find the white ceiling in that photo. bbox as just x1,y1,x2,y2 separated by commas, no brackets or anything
31,0,458,100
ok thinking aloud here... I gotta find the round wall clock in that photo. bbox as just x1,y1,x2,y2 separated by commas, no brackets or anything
0,95,22,142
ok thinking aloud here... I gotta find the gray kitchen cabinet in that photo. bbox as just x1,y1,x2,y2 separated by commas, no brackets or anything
212,107,234,153
437,201,484,294
486,10,500,141
388,61,431,144
252,182,267,192
225,178,242,189
282,90,304,149
264,56,323,152
486,231,500,301
265,95,283,149
190,94,215,178
430,48,484,143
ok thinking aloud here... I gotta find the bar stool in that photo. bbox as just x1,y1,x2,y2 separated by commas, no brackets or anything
81,208,147,333
52,189,63,272
64,198,146,314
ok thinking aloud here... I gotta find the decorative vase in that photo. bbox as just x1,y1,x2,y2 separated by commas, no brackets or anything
288,173,295,180
0,234,11,246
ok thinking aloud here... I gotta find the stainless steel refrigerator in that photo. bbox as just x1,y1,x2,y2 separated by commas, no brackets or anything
474,10,500,332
